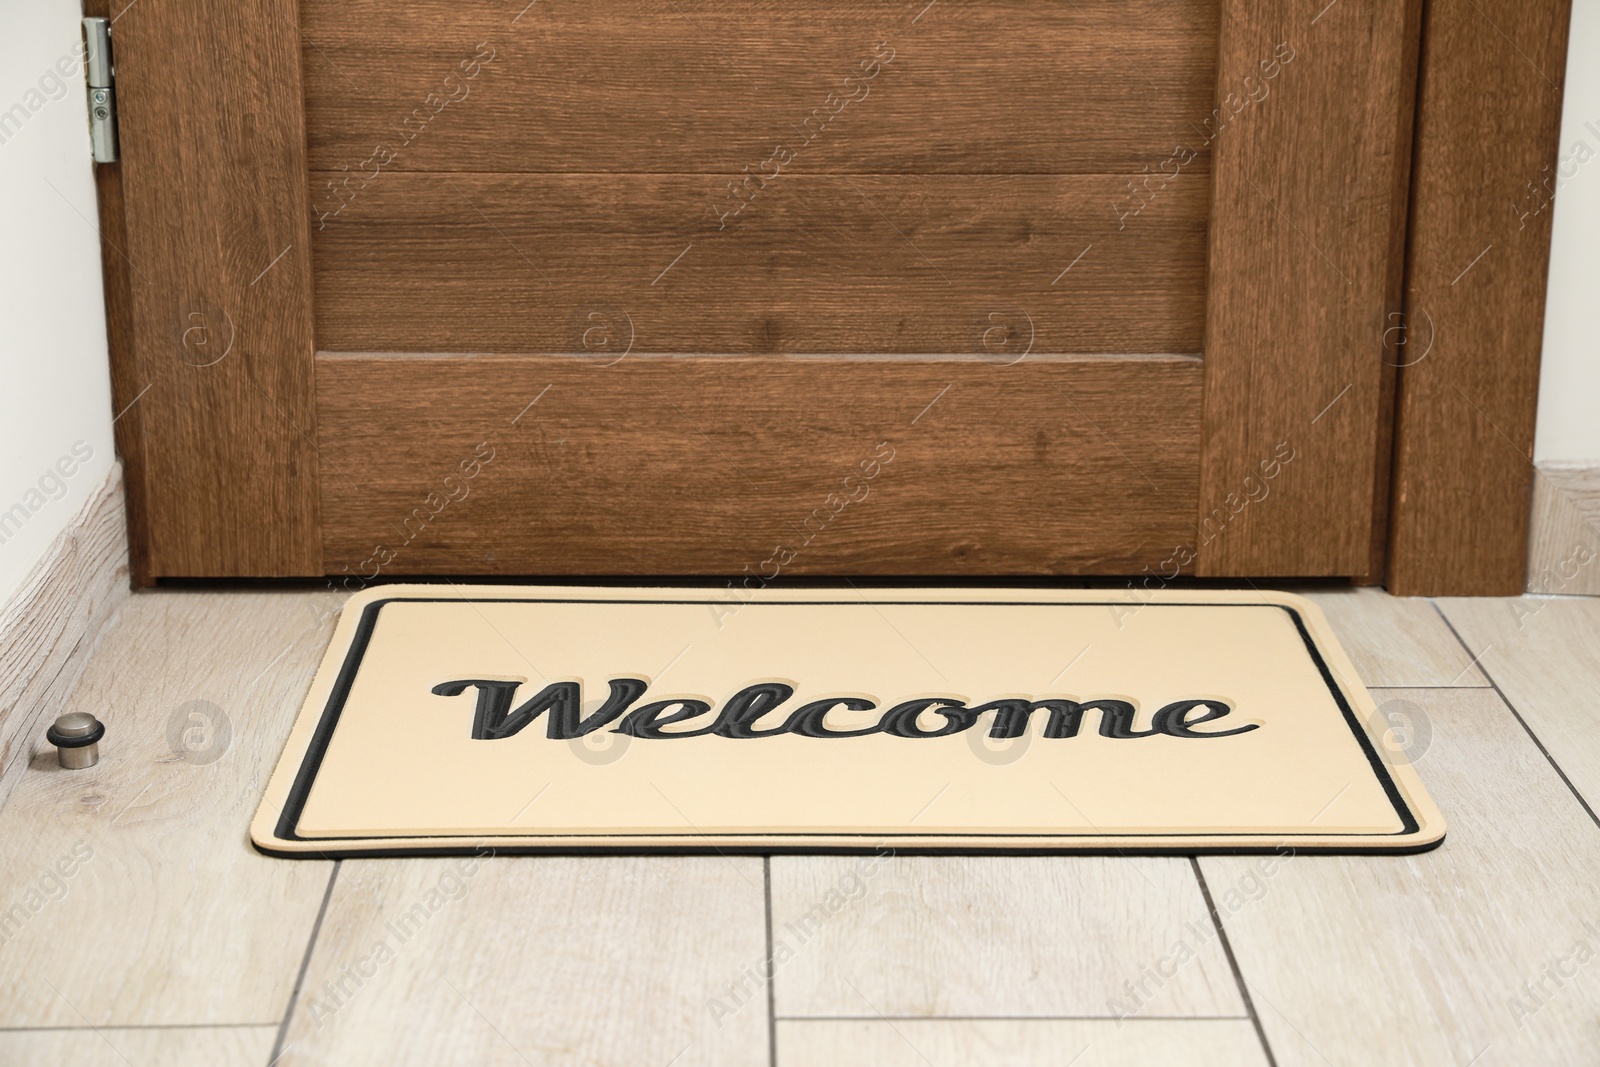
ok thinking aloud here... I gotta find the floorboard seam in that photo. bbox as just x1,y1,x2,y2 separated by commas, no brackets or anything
764,856,777,1067
1366,684,1493,690
266,860,341,1066
1431,601,1600,831
0,1023,279,1032
772,1015,1256,1022
1190,858,1279,1067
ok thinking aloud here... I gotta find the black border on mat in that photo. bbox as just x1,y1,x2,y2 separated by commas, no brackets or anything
261,596,1436,858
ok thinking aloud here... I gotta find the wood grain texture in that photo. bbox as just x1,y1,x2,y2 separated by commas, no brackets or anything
315,353,1202,576
1386,0,1573,596
276,857,767,1066
107,0,322,576
0,467,128,816
1438,595,1600,814
1201,687,1600,1066
0,592,335,1026
1300,586,1488,688
0,1027,276,1067
311,173,1209,356
1195,0,1421,578
769,856,1244,1018
300,0,1219,176
1525,462,1600,595
777,1020,1269,1067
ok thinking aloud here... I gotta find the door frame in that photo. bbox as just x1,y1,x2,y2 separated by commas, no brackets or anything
86,0,1571,594
1384,0,1573,595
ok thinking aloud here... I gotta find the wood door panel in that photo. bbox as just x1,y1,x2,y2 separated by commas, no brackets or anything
311,173,1209,355
103,0,1485,585
300,0,1219,177
1195,0,1421,578
315,353,1202,576
104,0,322,577
1386,0,1571,595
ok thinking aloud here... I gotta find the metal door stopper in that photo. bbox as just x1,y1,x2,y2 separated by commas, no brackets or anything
46,712,104,769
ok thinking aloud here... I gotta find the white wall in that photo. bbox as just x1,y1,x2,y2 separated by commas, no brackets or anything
0,0,117,604
1536,0,1600,463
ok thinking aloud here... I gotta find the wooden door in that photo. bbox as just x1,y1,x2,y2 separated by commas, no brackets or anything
95,0,1423,584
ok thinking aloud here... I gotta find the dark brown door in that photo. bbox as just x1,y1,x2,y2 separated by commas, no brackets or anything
95,0,1420,583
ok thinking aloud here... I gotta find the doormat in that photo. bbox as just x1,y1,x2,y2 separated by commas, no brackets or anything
252,586,1444,856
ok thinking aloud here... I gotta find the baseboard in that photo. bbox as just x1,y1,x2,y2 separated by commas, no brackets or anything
0,463,129,810
1528,462,1600,595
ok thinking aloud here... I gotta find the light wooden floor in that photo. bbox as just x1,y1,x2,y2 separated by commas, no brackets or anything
1,586,1597,1065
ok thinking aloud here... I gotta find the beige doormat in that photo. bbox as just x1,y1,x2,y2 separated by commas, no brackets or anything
252,586,1443,856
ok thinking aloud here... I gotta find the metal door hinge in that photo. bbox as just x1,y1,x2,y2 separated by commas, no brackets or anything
83,18,117,163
